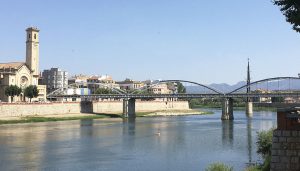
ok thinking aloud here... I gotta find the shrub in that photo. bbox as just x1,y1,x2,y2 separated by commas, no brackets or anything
256,129,273,158
205,162,233,171
244,165,261,171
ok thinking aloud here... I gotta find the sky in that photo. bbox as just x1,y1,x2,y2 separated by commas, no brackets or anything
0,0,299,84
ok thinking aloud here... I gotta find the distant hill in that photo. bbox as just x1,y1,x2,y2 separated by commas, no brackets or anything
209,81,246,93
185,79,300,94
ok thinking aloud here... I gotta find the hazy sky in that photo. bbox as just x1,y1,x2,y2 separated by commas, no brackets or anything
0,0,299,84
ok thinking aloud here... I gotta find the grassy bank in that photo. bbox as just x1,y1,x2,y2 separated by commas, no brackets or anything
0,114,120,125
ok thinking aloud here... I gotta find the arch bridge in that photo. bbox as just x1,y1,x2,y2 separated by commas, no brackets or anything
47,77,300,120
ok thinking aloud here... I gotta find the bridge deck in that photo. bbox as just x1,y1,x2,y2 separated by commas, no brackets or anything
48,92,300,99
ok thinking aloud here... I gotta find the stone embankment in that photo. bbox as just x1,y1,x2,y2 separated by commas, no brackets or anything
0,101,190,119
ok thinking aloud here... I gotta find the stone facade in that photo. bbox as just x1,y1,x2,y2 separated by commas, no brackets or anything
271,130,300,171
0,101,190,117
0,27,46,102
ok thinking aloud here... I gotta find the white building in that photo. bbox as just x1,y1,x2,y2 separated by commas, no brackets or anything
41,68,68,93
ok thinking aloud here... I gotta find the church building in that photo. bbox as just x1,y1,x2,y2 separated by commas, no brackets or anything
0,27,46,102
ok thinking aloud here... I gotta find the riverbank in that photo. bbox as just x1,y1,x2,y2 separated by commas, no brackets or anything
0,113,122,125
192,105,276,111
0,109,211,124
136,109,213,117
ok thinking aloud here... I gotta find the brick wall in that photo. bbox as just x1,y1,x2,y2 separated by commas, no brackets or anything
271,130,300,171
271,107,300,171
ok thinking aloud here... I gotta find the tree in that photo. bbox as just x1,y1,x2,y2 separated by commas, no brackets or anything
274,0,300,32
24,85,39,102
4,85,22,102
256,129,273,171
94,87,114,94
176,82,186,93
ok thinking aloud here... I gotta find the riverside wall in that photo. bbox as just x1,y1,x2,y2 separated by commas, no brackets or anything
92,101,190,113
0,102,81,117
0,101,190,118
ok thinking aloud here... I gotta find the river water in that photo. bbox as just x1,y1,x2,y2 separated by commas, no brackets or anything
0,109,276,171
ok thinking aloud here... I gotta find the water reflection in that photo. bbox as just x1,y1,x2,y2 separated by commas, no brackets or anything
122,118,136,136
221,117,254,164
222,120,234,147
0,110,277,171
122,118,136,149
80,119,94,137
247,118,253,164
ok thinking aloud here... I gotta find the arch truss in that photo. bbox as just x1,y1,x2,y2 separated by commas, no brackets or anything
228,77,300,94
129,79,224,95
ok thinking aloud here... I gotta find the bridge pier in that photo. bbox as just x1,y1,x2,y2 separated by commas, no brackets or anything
246,102,253,117
221,98,234,120
123,99,128,117
123,98,136,118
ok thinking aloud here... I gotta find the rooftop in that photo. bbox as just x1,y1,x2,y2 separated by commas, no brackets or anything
0,62,25,70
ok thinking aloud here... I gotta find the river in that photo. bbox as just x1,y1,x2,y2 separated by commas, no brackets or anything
0,109,276,171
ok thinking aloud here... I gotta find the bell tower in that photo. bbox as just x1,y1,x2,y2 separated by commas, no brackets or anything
26,27,39,76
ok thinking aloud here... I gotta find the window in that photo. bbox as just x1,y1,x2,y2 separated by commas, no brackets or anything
28,34,31,39
34,34,36,39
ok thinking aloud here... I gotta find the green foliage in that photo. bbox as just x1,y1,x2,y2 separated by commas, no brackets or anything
94,87,115,94
271,96,284,102
244,165,261,171
274,0,300,33
205,162,233,171
189,97,255,109
24,85,39,102
256,129,273,171
261,155,271,171
4,85,22,102
256,129,273,158
189,98,223,108
176,82,186,93
244,129,273,171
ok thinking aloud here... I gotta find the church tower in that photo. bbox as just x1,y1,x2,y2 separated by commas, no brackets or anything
26,27,39,76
